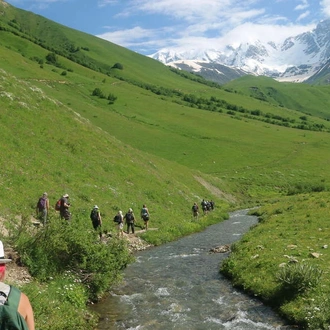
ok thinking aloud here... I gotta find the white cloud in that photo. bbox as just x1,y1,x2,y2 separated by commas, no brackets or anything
97,0,118,8
297,11,310,21
97,26,159,46
320,0,330,17
99,1,316,53
220,22,313,45
295,0,309,11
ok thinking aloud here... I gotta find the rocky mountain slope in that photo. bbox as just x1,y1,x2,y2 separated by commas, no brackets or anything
150,19,330,84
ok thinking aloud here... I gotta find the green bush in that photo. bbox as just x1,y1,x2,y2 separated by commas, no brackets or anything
91,87,104,98
276,263,323,295
15,215,134,301
45,52,58,65
107,93,117,104
112,62,123,70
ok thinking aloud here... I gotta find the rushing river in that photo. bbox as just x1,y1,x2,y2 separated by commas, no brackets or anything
91,209,294,330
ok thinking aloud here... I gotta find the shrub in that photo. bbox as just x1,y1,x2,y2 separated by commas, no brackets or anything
107,93,117,104
15,216,134,301
91,87,105,98
45,52,58,65
276,263,323,295
112,62,123,70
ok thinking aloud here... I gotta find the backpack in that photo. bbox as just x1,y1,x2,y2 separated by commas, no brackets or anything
0,284,29,330
192,204,198,212
113,215,121,223
55,199,61,211
141,209,149,221
126,213,134,222
37,197,46,210
90,209,99,222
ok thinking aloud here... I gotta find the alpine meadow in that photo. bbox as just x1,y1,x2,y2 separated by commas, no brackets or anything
2,1,330,329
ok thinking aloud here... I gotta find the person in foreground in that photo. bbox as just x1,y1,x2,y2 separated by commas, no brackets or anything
0,240,35,330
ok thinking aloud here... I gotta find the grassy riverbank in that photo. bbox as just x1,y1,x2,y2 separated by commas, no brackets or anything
221,192,330,329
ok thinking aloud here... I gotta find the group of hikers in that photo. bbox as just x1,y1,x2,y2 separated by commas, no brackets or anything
36,193,214,237
191,199,215,220
111,204,150,238
36,192,71,224
4,194,215,330
36,192,150,239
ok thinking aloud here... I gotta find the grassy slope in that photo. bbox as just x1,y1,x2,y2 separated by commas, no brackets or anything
2,1,330,327
1,32,329,201
0,65,233,243
224,75,330,120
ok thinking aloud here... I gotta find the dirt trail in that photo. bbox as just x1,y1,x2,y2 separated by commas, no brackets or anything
194,176,237,204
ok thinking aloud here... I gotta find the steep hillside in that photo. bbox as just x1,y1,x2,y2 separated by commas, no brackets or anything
1,0,330,207
0,66,233,241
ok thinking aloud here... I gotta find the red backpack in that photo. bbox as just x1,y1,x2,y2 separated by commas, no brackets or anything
55,199,61,211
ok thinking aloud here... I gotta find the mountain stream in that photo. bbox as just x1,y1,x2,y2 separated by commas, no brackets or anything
91,209,295,330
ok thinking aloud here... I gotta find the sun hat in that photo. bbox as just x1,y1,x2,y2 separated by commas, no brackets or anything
63,194,69,198
0,241,11,264
129,208,133,212
94,205,99,209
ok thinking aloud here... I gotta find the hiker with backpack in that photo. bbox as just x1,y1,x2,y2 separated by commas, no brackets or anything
59,193,71,221
140,204,150,231
192,202,199,220
124,208,135,234
90,205,102,239
201,199,208,215
113,210,124,238
36,192,49,225
0,240,35,330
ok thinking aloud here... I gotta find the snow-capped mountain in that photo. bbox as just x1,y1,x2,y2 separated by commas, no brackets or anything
149,19,330,84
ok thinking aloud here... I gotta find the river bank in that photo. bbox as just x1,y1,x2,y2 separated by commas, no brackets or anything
92,209,295,330
3,227,152,286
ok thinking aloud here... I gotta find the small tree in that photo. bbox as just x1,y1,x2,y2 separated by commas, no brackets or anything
112,62,123,70
107,93,117,104
92,88,105,98
46,52,58,65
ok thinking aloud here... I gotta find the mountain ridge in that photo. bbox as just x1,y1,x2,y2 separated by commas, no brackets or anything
149,19,330,84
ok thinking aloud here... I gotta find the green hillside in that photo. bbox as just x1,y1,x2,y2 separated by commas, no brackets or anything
2,0,330,328
224,75,330,120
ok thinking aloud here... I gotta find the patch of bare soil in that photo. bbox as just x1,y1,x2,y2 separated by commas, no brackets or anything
194,175,237,204
4,247,32,286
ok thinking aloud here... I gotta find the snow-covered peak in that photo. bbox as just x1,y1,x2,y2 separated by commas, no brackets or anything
149,19,330,82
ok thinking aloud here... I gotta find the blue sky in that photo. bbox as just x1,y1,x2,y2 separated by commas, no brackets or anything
4,0,330,55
